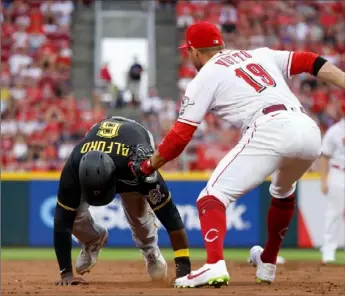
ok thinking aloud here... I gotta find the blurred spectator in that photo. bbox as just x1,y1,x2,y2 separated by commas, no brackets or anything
12,23,29,48
43,15,58,34
156,0,177,10
12,133,29,162
219,1,237,33
177,5,194,29
9,46,32,75
11,79,26,101
141,87,163,115
20,59,43,80
100,62,112,85
127,56,143,102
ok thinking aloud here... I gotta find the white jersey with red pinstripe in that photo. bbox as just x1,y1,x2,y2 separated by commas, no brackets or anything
178,48,301,131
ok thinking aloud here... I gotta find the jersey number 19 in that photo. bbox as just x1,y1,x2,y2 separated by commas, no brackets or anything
235,63,276,93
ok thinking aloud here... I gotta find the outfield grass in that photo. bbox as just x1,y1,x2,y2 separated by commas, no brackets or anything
1,248,344,264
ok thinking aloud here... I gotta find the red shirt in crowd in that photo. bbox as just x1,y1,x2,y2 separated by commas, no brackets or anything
27,9,44,34
100,65,112,83
1,21,16,37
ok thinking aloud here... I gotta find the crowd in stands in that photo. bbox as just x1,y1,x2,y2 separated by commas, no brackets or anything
1,0,345,172
1,0,99,171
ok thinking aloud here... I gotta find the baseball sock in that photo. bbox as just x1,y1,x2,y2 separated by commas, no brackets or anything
196,195,226,264
261,194,295,264
174,249,191,278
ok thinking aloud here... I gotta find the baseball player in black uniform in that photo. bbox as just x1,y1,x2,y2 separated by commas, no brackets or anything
54,117,191,285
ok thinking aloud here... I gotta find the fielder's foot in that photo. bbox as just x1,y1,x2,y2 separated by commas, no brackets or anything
249,245,276,284
174,260,230,288
142,247,167,281
247,255,286,264
75,226,108,275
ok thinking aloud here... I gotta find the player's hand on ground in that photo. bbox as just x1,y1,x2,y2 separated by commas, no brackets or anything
55,272,88,286
321,181,328,195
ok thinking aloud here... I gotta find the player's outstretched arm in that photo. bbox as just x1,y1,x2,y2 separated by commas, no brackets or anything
316,62,345,90
286,51,345,90
54,204,87,286
129,121,197,177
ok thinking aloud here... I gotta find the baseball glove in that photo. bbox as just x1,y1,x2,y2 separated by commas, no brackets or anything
128,144,155,179
128,144,155,162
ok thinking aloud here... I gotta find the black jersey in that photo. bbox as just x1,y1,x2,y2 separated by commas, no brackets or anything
57,117,157,211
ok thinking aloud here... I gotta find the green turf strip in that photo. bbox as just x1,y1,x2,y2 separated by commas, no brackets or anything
1,248,344,264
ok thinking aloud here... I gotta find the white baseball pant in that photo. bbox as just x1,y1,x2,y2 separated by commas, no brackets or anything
321,168,345,258
73,194,157,251
198,108,322,205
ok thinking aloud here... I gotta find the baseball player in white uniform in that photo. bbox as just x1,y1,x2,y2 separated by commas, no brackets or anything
129,21,345,288
320,107,345,263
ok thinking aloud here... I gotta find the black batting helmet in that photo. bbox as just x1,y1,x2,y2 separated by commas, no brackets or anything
79,150,117,206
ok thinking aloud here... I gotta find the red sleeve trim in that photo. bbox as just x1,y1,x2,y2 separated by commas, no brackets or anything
289,52,318,77
157,121,197,162
177,118,200,126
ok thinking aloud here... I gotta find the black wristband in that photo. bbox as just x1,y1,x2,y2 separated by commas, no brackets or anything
313,56,327,76
54,204,76,275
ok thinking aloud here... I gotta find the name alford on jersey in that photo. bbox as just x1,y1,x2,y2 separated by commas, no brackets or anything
80,120,130,156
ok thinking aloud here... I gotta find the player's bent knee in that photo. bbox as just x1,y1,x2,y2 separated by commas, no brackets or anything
269,183,296,199
154,198,184,232
197,187,232,207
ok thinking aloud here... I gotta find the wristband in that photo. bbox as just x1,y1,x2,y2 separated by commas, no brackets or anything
313,56,327,76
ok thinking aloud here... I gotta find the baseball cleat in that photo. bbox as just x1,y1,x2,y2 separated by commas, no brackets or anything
321,246,336,264
75,226,108,275
174,260,230,288
142,247,168,281
249,245,276,284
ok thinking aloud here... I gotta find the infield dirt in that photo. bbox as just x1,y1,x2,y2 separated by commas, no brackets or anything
2,260,344,295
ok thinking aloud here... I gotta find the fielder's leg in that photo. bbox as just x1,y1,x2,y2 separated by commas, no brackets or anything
321,182,345,263
175,111,321,288
73,201,108,275
249,157,316,284
251,114,321,284
119,192,167,281
175,124,282,288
